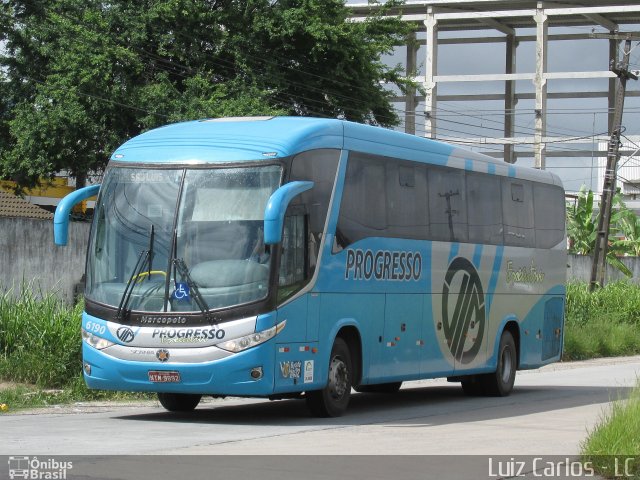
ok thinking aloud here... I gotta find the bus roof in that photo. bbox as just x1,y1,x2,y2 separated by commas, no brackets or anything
110,116,562,186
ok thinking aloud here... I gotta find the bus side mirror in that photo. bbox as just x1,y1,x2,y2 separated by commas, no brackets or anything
264,181,314,245
54,184,101,246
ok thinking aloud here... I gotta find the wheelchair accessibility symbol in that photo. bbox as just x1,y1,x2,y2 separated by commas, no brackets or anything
172,282,190,302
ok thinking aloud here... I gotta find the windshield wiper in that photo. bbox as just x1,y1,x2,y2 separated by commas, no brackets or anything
116,225,154,321
148,224,155,276
116,249,150,321
168,229,213,323
161,229,214,323
173,258,213,324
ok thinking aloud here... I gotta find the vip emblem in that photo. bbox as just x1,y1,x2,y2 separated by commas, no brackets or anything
156,349,170,362
116,326,135,343
442,257,486,364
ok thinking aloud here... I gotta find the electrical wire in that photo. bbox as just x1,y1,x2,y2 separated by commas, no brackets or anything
5,3,640,163
10,3,617,140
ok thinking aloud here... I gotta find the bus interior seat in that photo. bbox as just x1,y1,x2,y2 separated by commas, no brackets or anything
182,220,262,266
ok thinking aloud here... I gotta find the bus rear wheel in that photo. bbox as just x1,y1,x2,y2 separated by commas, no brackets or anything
157,392,202,412
460,330,516,397
484,330,517,396
306,337,352,417
460,376,485,396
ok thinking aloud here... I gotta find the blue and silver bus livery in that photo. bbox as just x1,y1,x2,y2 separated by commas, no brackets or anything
55,116,566,417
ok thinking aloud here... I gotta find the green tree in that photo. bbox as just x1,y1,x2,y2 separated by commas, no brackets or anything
0,0,411,189
2,1,141,188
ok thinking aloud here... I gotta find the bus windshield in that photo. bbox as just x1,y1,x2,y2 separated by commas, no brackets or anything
86,165,282,315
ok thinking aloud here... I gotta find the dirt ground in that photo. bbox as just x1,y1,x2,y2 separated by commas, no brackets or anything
0,381,26,390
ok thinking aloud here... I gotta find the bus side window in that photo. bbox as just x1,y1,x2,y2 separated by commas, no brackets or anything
290,149,340,273
279,149,339,302
534,183,565,248
502,179,534,247
334,153,387,251
335,152,431,250
277,207,308,303
428,167,468,243
386,162,429,240
467,173,503,245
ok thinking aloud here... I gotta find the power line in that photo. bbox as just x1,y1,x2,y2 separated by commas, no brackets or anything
13,72,170,120
5,2,640,168
32,0,637,143
1,6,401,124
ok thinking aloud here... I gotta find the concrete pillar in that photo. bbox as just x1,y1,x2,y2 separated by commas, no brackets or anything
424,7,438,139
608,36,618,134
405,31,417,135
534,2,548,169
505,34,517,163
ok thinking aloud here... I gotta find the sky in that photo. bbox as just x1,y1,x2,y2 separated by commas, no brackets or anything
394,27,640,193
4,4,640,194
346,1,640,193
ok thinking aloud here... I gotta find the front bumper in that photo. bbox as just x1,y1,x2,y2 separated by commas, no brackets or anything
82,341,276,396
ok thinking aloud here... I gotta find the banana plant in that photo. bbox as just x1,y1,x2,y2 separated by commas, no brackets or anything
566,186,633,278
566,186,596,255
611,204,640,257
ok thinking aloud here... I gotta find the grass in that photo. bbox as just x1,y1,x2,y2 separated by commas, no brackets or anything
1,280,640,411
0,377,151,411
563,281,640,361
0,284,82,387
581,381,640,478
0,285,150,410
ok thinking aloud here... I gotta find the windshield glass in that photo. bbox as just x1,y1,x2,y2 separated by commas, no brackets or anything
86,165,282,314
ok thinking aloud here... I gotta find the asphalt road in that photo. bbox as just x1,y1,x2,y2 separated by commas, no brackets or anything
0,356,638,479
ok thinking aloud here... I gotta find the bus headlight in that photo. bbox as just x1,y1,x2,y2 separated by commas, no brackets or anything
217,320,286,353
82,329,116,350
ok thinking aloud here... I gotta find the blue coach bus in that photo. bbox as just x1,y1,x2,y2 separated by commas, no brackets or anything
55,116,566,417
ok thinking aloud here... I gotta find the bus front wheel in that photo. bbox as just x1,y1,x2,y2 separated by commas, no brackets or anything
306,337,352,417
157,392,202,412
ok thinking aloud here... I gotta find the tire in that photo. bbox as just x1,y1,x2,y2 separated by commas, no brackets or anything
460,376,485,396
306,337,352,417
354,382,402,394
459,330,516,397
157,392,202,412
483,330,517,396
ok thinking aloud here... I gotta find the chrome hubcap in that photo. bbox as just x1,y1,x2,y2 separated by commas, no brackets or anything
328,355,349,399
501,347,512,384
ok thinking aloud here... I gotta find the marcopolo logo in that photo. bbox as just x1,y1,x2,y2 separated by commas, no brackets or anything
116,326,136,343
442,257,486,364
140,315,188,325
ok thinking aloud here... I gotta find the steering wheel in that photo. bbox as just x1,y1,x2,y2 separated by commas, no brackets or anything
133,270,167,283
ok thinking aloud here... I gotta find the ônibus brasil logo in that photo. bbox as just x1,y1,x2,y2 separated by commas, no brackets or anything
442,257,486,364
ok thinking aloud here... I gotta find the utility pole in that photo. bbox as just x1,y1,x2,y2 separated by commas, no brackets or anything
589,34,639,291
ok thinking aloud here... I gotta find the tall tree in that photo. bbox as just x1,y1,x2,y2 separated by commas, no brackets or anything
0,0,410,189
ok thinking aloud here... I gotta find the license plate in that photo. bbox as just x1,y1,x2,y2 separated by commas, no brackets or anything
148,371,181,383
